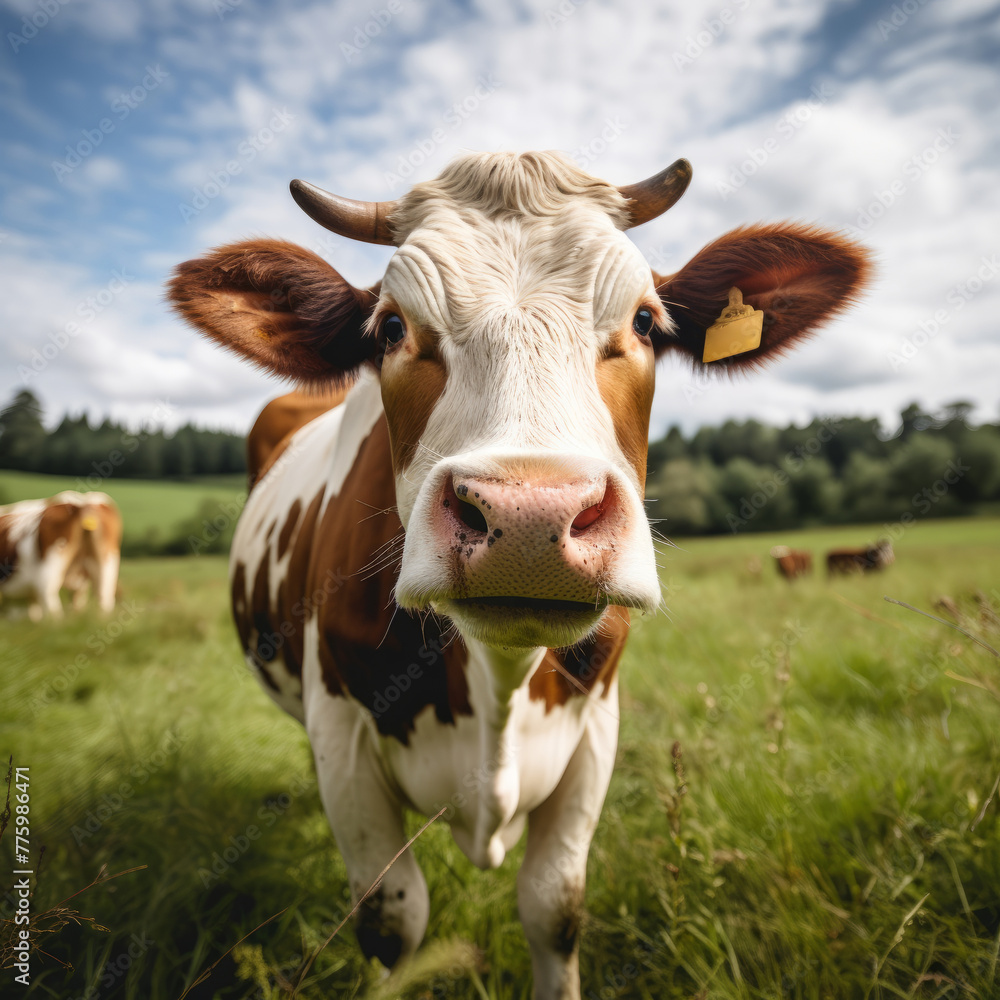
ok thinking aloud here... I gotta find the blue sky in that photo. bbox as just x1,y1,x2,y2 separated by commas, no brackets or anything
1,0,998,437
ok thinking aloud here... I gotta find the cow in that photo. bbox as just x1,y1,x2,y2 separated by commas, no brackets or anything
0,491,121,619
246,387,348,490
826,538,894,576
770,545,812,580
169,150,870,998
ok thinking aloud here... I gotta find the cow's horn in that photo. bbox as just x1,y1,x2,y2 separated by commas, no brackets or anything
618,158,692,228
289,179,398,246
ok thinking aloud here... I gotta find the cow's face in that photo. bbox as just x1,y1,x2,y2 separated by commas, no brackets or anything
376,162,664,647
170,151,870,650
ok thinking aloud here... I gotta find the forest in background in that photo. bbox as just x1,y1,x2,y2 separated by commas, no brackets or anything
0,390,245,481
2,389,999,536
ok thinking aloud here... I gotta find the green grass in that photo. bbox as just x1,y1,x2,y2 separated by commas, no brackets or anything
0,471,246,551
2,520,999,999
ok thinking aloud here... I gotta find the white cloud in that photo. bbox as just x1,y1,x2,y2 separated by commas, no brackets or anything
1,0,997,442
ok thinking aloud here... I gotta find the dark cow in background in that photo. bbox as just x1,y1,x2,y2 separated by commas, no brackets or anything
170,149,871,999
771,545,812,580
826,538,895,576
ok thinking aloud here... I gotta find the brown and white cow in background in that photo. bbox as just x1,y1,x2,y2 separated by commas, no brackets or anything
170,151,869,999
771,545,813,580
0,491,121,619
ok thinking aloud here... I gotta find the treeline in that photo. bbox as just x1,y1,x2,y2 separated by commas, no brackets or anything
646,401,1000,534
2,390,999,538
0,390,245,480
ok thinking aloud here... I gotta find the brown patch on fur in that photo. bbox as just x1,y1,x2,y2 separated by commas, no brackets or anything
277,498,302,559
168,239,379,383
231,485,330,686
379,327,448,473
247,387,348,490
310,414,472,743
0,514,18,584
65,501,122,598
231,561,251,651
37,503,82,556
248,554,282,690
95,503,122,547
596,328,655,483
530,608,630,711
277,486,326,678
653,222,872,369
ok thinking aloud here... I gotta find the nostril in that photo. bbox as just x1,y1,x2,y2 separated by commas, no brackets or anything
446,481,489,534
571,504,602,535
571,488,608,536
456,497,488,533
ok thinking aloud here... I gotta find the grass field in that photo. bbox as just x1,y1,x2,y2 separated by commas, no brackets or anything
2,518,999,999
0,471,247,551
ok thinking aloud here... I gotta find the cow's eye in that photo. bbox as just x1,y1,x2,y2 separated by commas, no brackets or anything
632,308,654,338
381,314,405,345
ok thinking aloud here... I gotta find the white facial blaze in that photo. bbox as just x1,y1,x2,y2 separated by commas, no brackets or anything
371,151,668,630
383,206,662,526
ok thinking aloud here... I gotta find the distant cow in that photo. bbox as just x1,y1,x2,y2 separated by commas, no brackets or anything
246,387,348,490
826,538,894,576
770,545,812,580
0,492,122,619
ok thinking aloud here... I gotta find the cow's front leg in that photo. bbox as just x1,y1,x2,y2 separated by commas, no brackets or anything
516,685,619,1000
307,702,429,970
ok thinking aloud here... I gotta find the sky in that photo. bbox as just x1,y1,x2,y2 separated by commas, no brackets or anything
0,0,998,439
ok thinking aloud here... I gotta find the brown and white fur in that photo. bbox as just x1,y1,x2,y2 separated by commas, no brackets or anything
169,150,870,999
0,491,121,619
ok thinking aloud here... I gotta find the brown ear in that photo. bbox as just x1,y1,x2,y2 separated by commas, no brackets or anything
168,239,379,382
652,223,872,369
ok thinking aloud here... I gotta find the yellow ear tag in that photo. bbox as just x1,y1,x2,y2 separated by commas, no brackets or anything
702,287,764,363
81,515,98,531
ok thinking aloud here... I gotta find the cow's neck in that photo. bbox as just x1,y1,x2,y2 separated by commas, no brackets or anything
308,372,621,867
452,639,545,866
